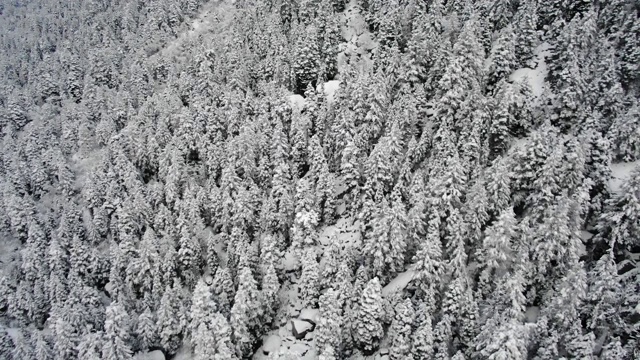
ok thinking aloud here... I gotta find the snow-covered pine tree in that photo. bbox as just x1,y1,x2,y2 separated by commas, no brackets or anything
230,265,260,358
299,249,320,308
595,165,640,251
0,326,13,360
137,307,156,351
514,0,539,67
102,302,133,360
315,288,343,357
261,262,280,326
609,101,640,162
33,331,53,360
12,330,34,360
353,277,384,355
388,298,414,360
487,26,517,93
293,25,321,93
157,285,182,355
412,305,434,359
190,278,216,340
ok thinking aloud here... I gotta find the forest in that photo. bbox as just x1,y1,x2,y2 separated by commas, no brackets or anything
0,0,639,359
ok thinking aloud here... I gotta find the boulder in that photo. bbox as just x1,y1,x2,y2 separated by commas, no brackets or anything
133,350,165,360
299,308,319,325
289,343,310,357
262,335,281,355
291,319,315,340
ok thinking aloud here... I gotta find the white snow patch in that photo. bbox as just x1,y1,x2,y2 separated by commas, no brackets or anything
283,251,298,272
289,343,315,359
580,230,594,241
299,308,319,324
159,1,234,62
172,346,193,360
609,161,640,193
133,350,165,360
509,42,552,103
382,269,415,297
336,200,347,216
262,334,282,355
318,217,361,247
5,328,19,342
289,94,306,113
104,281,114,295
318,80,341,105
334,178,348,196
525,306,540,323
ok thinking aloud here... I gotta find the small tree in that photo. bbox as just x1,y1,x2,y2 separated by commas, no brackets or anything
299,249,320,308
353,277,384,354
388,298,415,360
102,302,133,360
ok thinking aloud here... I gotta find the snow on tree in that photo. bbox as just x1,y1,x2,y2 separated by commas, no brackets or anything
474,268,527,360
487,0,515,33
33,331,53,360
137,307,157,351
388,298,414,360
102,302,133,360
261,262,280,326
53,316,78,360
477,207,517,296
315,288,343,357
299,249,320,308
157,285,182,355
353,277,384,355
412,304,434,359
230,265,260,358
293,25,321,92
600,337,627,360
213,266,235,314
595,165,640,251
0,326,13,360
190,278,217,340
487,26,517,92
609,101,640,162
514,0,539,66
12,330,34,360
291,177,320,255
411,210,444,308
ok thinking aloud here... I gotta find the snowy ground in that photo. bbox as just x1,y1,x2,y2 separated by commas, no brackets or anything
160,0,228,59
510,42,552,105
609,160,640,193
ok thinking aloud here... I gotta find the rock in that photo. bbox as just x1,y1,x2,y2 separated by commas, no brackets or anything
291,319,315,340
299,308,319,325
262,335,281,355
104,281,113,296
380,348,389,356
133,350,165,360
289,343,310,357
291,308,301,318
